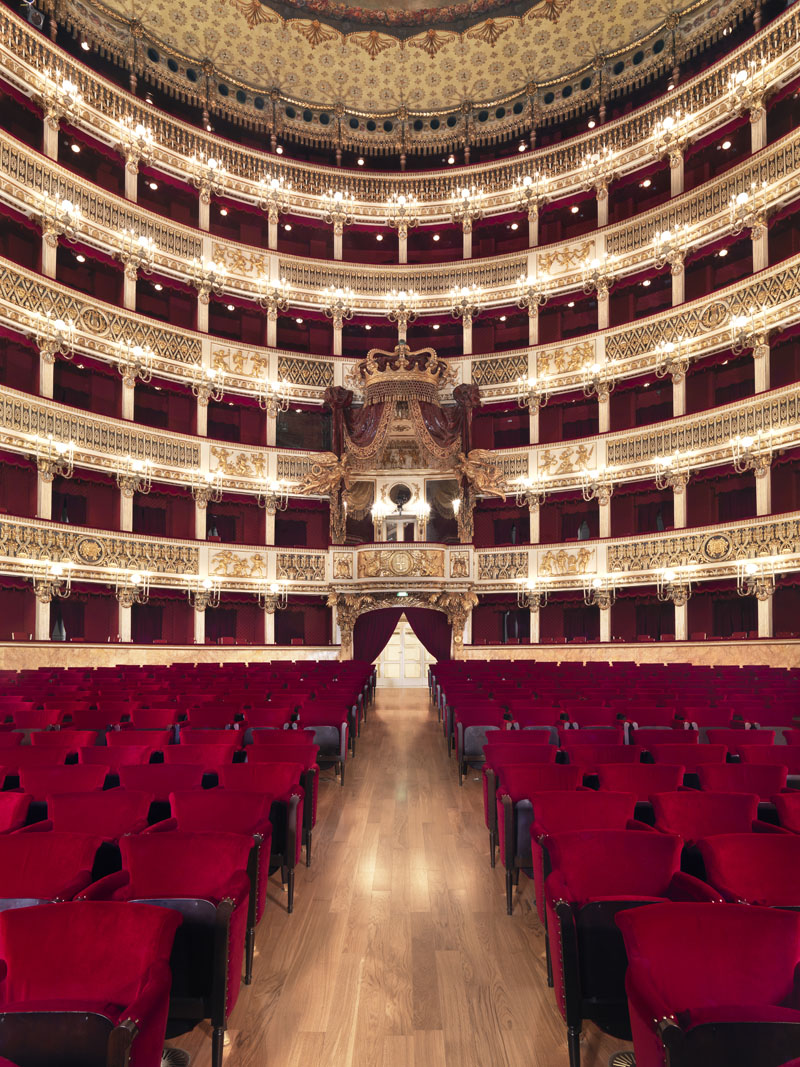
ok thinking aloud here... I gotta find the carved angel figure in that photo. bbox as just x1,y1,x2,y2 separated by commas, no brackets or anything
296,452,352,497
454,450,508,501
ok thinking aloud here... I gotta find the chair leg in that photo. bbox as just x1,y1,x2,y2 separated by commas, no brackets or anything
567,1025,581,1067
212,1026,225,1067
489,830,496,868
244,925,255,985
458,759,463,787
506,869,514,915
340,761,345,787
306,830,312,867
545,930,554,987
284,866,295,914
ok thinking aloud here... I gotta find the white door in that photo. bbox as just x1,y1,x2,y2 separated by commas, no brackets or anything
376,615,435,688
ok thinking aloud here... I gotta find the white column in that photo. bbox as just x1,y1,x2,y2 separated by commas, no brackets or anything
528,212,539,249
266,413,277,447
43,123,58,161
674,601,688,641
673,488,688,529
462,317,473,356
597,290,610,330
398,233,408,264
528,308,539,347
598,393,610,434
37,474,52,520
599,497,611,538
123,271,137,312
333,321,343,356
596,186,609,229
671,268,685,306
124,168,138,203
529,409,539,446
758,596,773,639
265,610,276,644
265,511,276,545
35,600,50,641
670,154,684,198
463,228,472,260
39,356,54,400
599,604,611,643
750,110,767,153
754,345,770,394
121,383,135,421
266,310,278,349
333,225,343,261
42,239,57,279
194,607,206,644
529,506,540,544
120,493,134,532
673,377,686,418
198,199,210,233
756,469,771,516
197,298,209,334
268,216,278,250
752,228,769,273
196,401,208,437
462,608,472,648
530,608,540,644
195,502,207,540
118,602,132,642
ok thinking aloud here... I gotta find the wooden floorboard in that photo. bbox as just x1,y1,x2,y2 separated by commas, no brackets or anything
168,686,633,1067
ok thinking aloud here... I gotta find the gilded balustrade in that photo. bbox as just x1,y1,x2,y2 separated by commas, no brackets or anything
0,3,797,207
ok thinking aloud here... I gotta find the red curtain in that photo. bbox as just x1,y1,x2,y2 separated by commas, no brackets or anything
405,608,451,662
353,608,403,663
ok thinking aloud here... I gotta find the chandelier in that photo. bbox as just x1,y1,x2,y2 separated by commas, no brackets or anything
517,578,549,610
117,229,157,279
656,567,693,605
385,193,419,239
731,431,772,476
257,275,291,315
29,559,72,603
190,259,227,303
187,576,221,611
191,367,224,406
322,286,355,328
385,289,419,338
188,154,227,203
257,478,290,512
258,377,291,416
651,110,693,166
33,434,74,481
736,557,775,601
37,69,83,129
450,284,483,324
514,477,548,510
32,310,75,364
116,339,154,388
322,190,354,232
653,225,690,273
516,377,550,413
582,361,615,400
450,187,484,231
116,455,152,497
257,175,291,220
516,273,549,315
654,452,691,492
514,172,550,220
38,193,82,246
191,469,223,508
258,580,288,612
730,305,769,356
583,573,616,608
729,181,769,236
582,254,616,297
114,569,150,607
728,58,769,119
654,338,689,382
581,466,614,504
580,147,616,197
118,117,155,172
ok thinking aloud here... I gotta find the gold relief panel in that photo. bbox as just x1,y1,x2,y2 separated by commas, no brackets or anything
478,551,528,581
497,453,529,481
450,551,471,579
277,455,315,482
537,341,594,378
277,553,326,582
538,546,594,577
537,241,595,277
538,443,594,478
277,356,334,389
212,346,269,379
357,548,444,579
210,550,267,578
333,552,354,580
472,354,527,387
209,446,266,480
211,244,268,280
0,519,199,574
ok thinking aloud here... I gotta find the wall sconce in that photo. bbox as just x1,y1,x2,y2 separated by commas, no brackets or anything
581,466,614,504
736,557,775,601
114,569,150,607
258,580,288,612
583,573,616,608
32,310,75,364
116,455,152,497
116,339,154,388
28,558,72,603
191,366,224,406
187,575,221,611
191,469,223,507
656,566,693,605
33,434,74,481
517,578,548,610
731,431,772,476
257,478,290,513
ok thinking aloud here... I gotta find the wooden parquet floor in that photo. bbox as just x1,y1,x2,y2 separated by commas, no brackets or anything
169,686,633,1067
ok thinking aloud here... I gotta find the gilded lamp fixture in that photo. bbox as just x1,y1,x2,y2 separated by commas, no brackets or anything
32,310,75,364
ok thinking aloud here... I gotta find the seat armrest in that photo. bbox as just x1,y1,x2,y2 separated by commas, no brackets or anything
626,818,656,831
122,961,173,1038
217,870,251,910
143,817,178,833
753,819,793,833
78,870,131,900
624,960,675,1034
14,819,53,833
667,871,725,902
545,870,572,905
55,869,96,902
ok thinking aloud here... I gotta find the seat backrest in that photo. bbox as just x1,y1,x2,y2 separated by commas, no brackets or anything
498,763,582,799
246,743,319,769
169,790,271,833
0,901,181,1005
650,791,759,840
531,790,637,834
49,790,155,837
773,792,800,832
616,902,800,1011
649,743,727,768
0,832,105,896
163,743,237,767
697,762,787,799
546,828,682,901
19,765,108,802
218,761,303,795
484,743,557,767
108,729,173,749
118,763,205,797
698,833,800,906
560,744,642,767
596,763,685,802
121,831,253,899
0,793,31,833
707,728,775,749
179,728,243,747
31,730,98,749
80,745,153,767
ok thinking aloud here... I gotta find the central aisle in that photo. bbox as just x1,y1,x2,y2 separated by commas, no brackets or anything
170,687,631,1067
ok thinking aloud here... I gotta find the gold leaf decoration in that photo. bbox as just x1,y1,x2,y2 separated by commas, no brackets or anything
350,30,396,60
408,28,456,58
528,0,573,23
465,18,513,47
295,19,339,47
222,0,276,28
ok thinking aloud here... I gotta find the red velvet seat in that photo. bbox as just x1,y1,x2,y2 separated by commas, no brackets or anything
648,743,728,776
696,761,789,800
5,747,75,775
107,729,174,750
529,790,641,924
31,730,98,749
0,900,180,1067
178,728,244,748
218,762,304,913
0,736,21,750
559,744,643,774
481,744,558,867
81,832,252,1067
773,792,800,833
242,708,296,731
650,792,771,877
496,763,583,915
118,763,205,801
740,746,800,775
298,709,350,785
547,831,721,1067
0,833,104,908
557,725,626,746
617,903,800,1067
165,790,273,982
630,726,697,749
79,745,155,770
595,763,685,803
0,796,30,835
453,707,509,786
698,833,800,907
43,790,156,842
245,740,320,866
707,728,775,755
124,708,180,730
18,765,109,804
162,743,238,770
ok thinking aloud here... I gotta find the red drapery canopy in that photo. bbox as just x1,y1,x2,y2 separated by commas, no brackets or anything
352,608,452,663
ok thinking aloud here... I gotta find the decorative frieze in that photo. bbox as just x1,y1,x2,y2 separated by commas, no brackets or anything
276,552,327,582
277,356,334,389
210,550,267,578
472,354,527,387
478,551,529,581
357,548,444,579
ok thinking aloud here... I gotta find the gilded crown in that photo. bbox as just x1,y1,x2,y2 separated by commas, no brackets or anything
350,345,455,405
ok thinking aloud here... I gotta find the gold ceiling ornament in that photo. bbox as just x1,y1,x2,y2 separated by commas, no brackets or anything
465,17,513,47
222,0,278,27
408,28,455,58
295,19,340,47
350,30,396,60
528,0,573,22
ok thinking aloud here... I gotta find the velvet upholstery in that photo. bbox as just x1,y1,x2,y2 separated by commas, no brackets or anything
595,763,685,802
545,831,721,1067
163,744,237,768
707,728,776,754
696,762,789,800
0,833,104,906
480,745,558,866
697,833,800,906
773,793,800,833
79,746,154,768
31,731,98,749
179,729,244,747
529,791,639,923
46,791,155,841
648,743,728,773
559,744,643,773
740,747,800,774
454,708,508,785
0,901,181,1067
107,729,174,749
0,795,30,834
650,791,761,845
616,903,800,1067
298,709,350,783
118,764,205,801
245,740,320,864
18,765,109,803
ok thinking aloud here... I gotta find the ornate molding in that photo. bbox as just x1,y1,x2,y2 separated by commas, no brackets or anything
357,548,445,579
